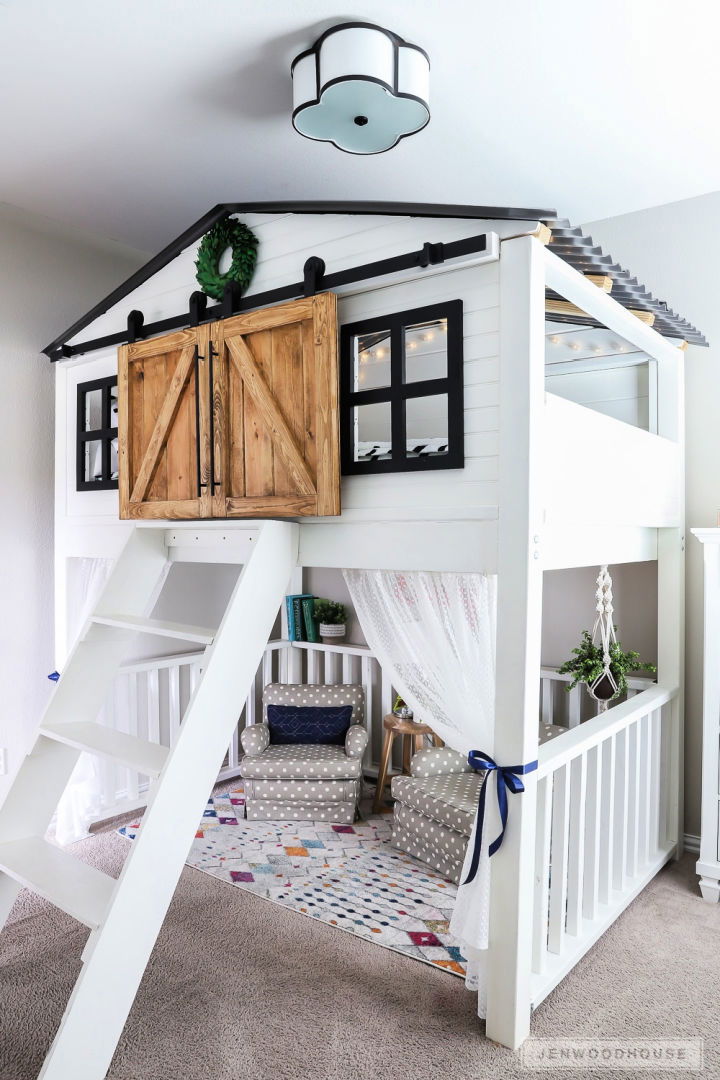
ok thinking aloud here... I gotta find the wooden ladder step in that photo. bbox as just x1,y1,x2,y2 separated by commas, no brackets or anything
0,836,115,929
91,613,216,644
40,722,169,777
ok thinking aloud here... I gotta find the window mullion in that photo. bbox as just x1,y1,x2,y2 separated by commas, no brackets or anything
390,323,405,466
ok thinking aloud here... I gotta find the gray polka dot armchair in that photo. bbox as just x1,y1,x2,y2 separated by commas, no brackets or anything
239,683,368,823
391,723,567,883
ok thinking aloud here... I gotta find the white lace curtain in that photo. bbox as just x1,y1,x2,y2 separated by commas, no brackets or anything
343,569,499,1015
55,557,115,845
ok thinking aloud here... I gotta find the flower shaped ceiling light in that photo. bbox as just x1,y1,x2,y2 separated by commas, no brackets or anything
291,22,430,154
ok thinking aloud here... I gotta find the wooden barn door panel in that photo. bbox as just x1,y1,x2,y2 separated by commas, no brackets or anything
216,293,340,519
118,327,211,519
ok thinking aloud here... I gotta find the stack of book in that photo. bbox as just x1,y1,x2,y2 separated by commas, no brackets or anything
285,594,319,642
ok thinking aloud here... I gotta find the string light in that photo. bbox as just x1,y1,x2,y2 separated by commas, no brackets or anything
549,335,560,345
376,347,386,359
569,342,581,351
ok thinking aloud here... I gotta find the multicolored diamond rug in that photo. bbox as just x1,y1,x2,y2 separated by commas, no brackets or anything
119,786,467,978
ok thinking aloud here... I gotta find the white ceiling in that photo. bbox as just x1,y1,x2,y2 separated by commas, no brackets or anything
2,0,720,254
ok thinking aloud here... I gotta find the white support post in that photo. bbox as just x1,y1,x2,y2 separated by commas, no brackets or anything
485,235,546,1048
656,345,685,857
692,532,720,902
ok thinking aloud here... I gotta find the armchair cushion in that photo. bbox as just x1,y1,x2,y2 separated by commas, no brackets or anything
240,743,363,780
392,772,480,837
410,746,471,778
240,723,270,757
345,725,368,759
266,703,353,746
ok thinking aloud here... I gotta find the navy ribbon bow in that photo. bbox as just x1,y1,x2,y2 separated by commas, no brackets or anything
461,751,538,886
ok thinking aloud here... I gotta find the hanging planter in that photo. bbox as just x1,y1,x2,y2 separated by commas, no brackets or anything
558,566,656,712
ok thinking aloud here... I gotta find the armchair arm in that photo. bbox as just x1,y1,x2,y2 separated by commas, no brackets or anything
410,747,471,778
345,724,369,760
241,723,270,757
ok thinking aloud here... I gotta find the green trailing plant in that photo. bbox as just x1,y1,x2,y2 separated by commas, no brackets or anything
194,217,258,301
558,629,656,700
313,598,346,626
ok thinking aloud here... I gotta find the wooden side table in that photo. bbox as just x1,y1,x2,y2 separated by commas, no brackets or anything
373,713,444,813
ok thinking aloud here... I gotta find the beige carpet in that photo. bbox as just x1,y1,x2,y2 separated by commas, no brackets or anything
1,808,719,1080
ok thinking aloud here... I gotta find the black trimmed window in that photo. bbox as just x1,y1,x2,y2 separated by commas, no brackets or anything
340,300,463,475
76,375,118,491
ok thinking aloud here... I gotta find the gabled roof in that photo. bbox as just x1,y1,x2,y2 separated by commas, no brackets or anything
42,200,555,360
545,219,707,347
43,200,707,358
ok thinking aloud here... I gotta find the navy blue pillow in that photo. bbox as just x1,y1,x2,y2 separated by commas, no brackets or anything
266,704,354,746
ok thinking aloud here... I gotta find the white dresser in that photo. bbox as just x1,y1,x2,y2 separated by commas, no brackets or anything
693,528,720,902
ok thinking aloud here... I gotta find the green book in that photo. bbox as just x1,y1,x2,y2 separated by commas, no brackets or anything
301,595,319,643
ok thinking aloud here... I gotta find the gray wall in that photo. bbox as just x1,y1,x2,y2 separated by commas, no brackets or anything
0,204,144,799
306,562,658,672
583,194,719,839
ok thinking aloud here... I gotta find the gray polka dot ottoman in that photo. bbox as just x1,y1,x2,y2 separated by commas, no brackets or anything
390,724,567,883
239,683,367,823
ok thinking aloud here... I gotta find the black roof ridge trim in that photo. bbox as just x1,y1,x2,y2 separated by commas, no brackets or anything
42,200,555,357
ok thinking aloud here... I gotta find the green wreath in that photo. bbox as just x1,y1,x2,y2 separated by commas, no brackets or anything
195,218,258,301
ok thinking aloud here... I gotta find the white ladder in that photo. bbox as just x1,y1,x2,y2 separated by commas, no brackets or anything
0,520,298,1080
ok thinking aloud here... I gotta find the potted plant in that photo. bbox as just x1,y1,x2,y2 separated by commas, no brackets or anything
313,598,347,644
558,629,656,704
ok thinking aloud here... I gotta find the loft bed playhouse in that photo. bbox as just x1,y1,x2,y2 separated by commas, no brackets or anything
1,200,702,1079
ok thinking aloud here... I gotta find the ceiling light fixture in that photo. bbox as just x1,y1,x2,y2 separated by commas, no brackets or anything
291,22,430,154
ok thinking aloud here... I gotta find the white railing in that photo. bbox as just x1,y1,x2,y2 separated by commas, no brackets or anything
539,667,655,729
530,683,678,1005
94,651,204,818
92,641,664,844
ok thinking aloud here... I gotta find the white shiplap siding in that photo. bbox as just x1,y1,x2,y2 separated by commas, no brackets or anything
65,212,526,348
334,261,499,520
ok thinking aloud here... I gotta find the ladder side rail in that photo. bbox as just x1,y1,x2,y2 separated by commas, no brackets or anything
38,520,298,1080
0,528,169,847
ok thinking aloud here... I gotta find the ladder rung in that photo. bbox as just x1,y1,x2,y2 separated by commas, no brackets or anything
40,722,169,777
91,613,216,644
0,836,115,929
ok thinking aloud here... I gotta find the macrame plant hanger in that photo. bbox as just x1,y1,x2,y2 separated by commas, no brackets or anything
589,564,617,713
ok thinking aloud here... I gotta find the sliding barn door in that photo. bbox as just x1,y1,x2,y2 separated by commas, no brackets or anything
118,327,212,519
213,293,340,518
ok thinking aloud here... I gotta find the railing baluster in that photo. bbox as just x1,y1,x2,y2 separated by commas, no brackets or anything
583,743,602,921
124,676,139,803
541,678,553,726
362,655,374,765
599,735,616,905
287,643,302,683
626,721,641,878
613,728,629,891
548,763,570,954
533,773,553,972
568,685,582,728
342,652,353,683
262,648,273,689
307,649,320,684
638,712,651,867
648,709,661,857
566,752,587,935
146,669,160,746
168,665,181,748
324,651,340,685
